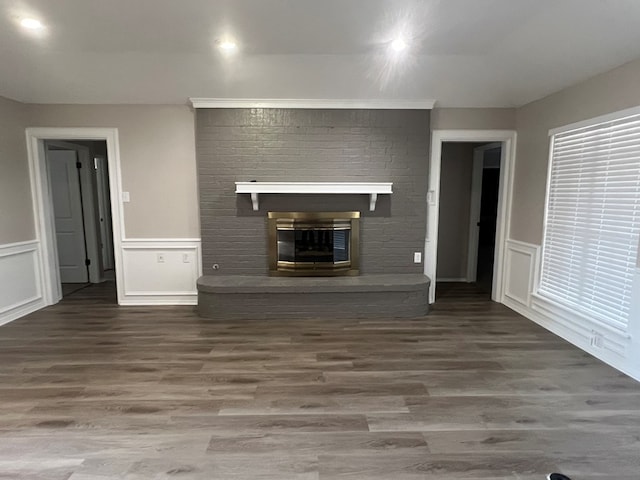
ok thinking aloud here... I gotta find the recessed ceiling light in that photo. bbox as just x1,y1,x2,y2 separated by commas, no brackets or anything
218,40,237,52
20,18,44,30
390,38,408,52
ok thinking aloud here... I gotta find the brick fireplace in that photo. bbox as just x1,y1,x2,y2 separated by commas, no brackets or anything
195,107,431,319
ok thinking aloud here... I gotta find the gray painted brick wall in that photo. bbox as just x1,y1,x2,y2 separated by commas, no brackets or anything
196,108,430,275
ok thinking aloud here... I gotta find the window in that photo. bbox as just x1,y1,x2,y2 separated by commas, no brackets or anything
540,109,640,333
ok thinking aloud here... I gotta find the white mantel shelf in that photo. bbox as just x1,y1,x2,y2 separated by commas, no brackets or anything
235,182,393,211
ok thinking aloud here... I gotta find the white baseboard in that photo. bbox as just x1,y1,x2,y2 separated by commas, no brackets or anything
0,297,46,327
502,239,640,382
0,240,45,326
119,294,198,306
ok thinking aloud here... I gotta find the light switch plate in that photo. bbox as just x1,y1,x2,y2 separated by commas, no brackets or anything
122,191,130,203
414,252,422,263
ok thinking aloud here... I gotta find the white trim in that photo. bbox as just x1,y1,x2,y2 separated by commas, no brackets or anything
235,181,393,212
549,104,640,136
501,238,639,382
505,289,636,380
0,297,46,327
531,293,631,342
0,239,39,251
504,294,637,380
122,237,202,243
118,294,198,306
190,98,436,110
124,291,197,296
26,127,125,305
0,240,45,326
426,130,517,304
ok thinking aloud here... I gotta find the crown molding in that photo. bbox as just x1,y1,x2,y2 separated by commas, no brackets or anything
190,98,436,110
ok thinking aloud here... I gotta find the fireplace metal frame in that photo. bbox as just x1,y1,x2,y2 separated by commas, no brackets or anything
268,211,360,276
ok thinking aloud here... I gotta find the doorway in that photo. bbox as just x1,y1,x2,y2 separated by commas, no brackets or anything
468,143,502,294
45,140,115,299
26,128,124,306
425,130,516,304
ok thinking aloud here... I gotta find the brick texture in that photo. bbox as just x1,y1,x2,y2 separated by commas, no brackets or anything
198,290,429,320
196,108,430,275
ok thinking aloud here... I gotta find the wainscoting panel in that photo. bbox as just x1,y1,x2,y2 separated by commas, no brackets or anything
501,238,639,382
0,240,45,326
502,239,539,309
120,239,202,305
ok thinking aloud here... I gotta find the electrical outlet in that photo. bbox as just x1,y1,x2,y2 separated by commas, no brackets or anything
182,253,190,263
590,332,604,348
414,252,422,263
157,253,165,263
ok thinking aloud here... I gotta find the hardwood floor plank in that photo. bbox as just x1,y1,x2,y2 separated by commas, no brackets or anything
422,428,640,454
206,432,429,454
167,413,370,433
317,452,559,479
0,281,638,479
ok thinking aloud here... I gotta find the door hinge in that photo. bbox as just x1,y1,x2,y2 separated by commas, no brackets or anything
85,258,91,266
76,161,82,169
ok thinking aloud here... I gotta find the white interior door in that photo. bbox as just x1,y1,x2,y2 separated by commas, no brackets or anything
48,149,89,283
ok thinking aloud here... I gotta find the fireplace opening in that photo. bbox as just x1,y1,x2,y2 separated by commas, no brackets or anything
268,212,360,276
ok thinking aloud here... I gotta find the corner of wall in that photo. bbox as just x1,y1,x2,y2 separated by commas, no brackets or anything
502,238,640,383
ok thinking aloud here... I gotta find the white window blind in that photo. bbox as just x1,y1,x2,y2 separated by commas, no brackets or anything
540,112,640,332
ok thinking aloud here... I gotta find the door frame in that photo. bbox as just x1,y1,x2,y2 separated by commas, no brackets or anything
94,154,115,272
466,142,502,283
425,130,517,303
26,128,125,305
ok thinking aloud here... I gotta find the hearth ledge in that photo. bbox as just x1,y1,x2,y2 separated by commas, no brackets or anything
197,274,431,319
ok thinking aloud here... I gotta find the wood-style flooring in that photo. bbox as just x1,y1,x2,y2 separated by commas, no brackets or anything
1,281,639,479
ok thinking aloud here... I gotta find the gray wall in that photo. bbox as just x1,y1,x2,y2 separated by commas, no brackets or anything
513,57,640,244
196,108,430,276
431,108,516,130
0,96,33,244
29,104,199,238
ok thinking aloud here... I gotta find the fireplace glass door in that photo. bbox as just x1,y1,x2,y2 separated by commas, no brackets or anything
268,212,360,276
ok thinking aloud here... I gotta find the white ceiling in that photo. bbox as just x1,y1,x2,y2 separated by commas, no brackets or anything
2,0,640,107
